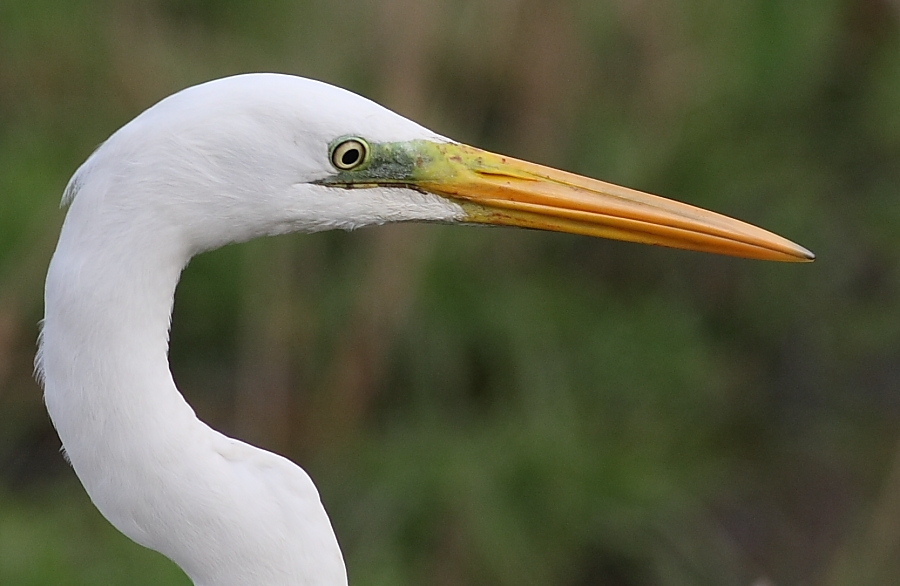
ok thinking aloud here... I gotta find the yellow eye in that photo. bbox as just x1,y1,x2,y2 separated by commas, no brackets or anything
330,138,369,170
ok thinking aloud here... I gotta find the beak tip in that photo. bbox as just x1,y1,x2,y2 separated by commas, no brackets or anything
795,245,816,262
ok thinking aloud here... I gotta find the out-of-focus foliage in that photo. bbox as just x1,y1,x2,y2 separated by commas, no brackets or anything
1,0,899,585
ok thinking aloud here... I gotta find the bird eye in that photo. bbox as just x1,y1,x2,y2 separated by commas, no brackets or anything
330,138,369,170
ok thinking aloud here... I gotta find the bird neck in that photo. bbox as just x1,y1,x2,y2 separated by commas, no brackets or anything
43,217,187,425
40,205,348,586
40,208,206,542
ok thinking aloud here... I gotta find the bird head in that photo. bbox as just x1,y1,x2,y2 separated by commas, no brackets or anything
63,73,813,262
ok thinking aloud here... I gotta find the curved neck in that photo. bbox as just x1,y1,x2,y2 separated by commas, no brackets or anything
41,215,204,548
42,215,194,452
40,207,348,586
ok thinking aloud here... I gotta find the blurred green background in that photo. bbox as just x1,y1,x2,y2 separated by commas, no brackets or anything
1,0,899,584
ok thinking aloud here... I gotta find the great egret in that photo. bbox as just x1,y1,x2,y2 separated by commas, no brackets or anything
37,73,813,586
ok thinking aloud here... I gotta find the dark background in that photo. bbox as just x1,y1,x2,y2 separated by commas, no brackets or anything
1,1,899,584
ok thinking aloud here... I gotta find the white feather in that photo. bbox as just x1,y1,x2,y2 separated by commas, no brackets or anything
40,73,465,586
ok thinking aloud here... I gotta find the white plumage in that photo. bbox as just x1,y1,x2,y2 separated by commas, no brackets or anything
38,73,811,586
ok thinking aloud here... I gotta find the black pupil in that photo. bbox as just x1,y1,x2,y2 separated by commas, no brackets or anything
341,147,360,166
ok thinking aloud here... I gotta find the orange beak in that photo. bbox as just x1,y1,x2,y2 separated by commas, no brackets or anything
416,143,813,262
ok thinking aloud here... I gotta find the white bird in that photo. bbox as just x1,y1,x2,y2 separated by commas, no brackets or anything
37,73,813,586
